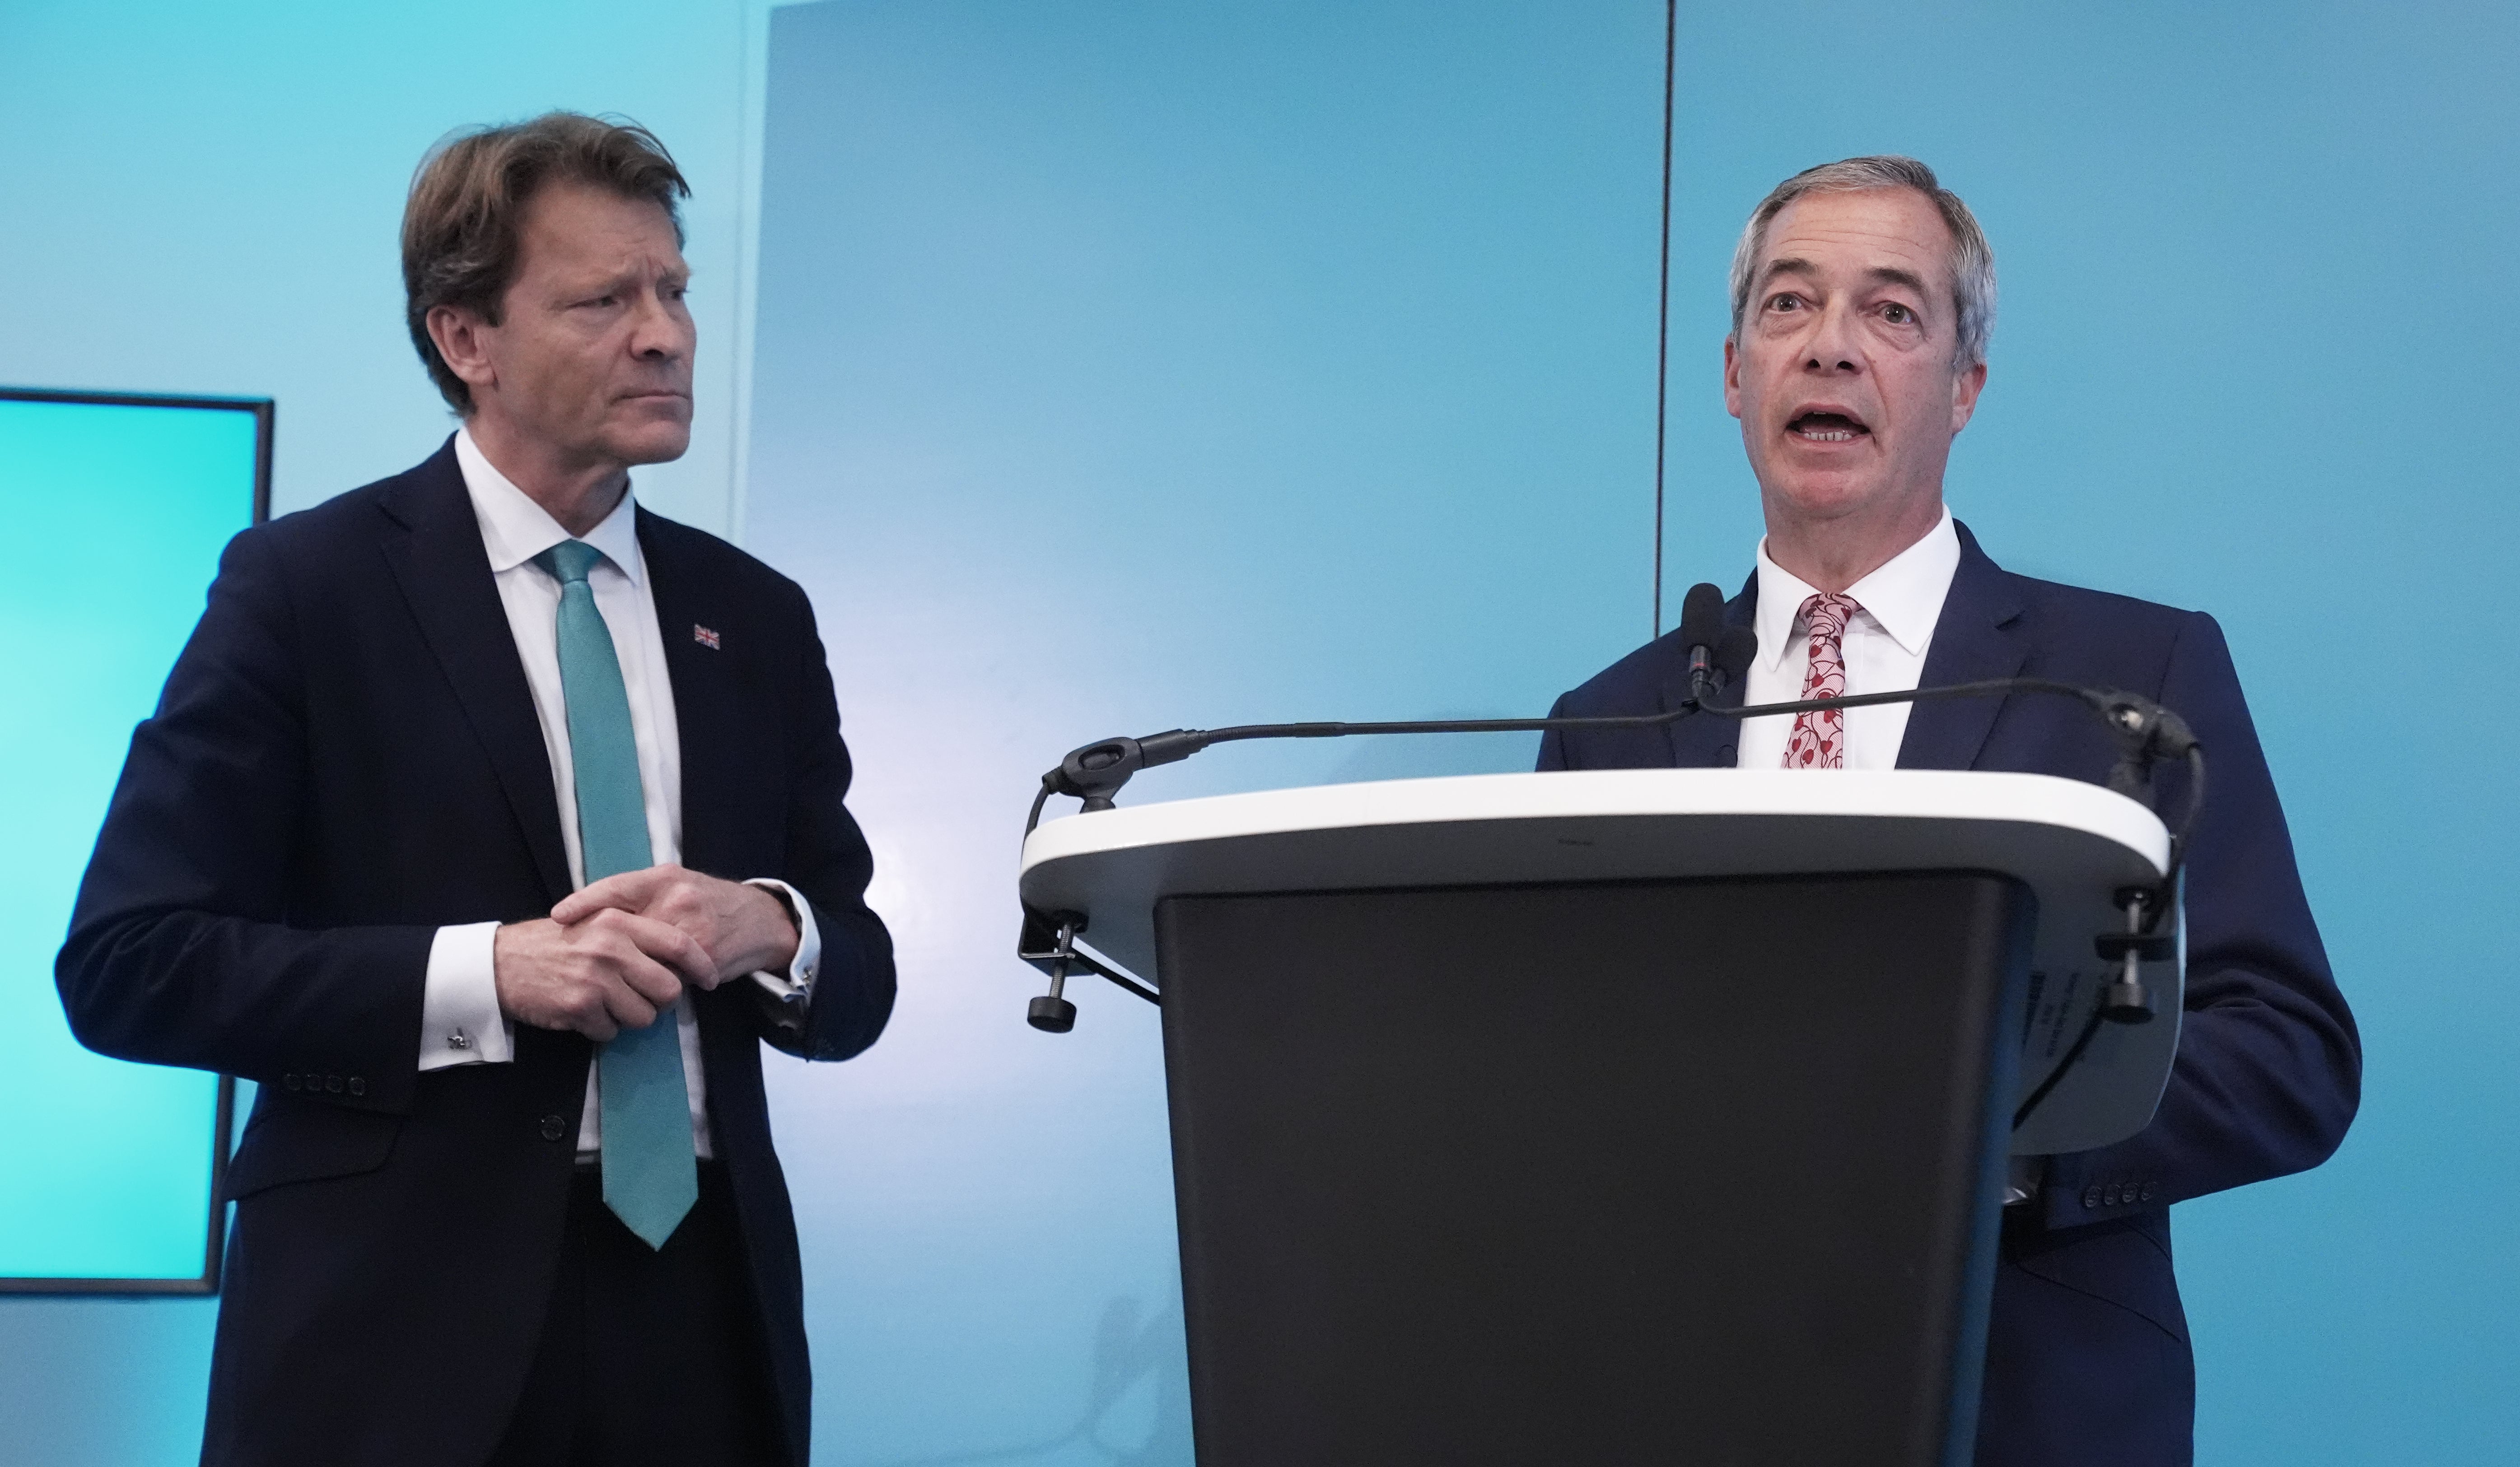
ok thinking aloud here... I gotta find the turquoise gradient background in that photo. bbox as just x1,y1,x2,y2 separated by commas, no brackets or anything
4,1,2516,1463
0,398,256,1281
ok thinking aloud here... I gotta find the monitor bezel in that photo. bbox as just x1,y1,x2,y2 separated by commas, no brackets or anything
0,384,272,1296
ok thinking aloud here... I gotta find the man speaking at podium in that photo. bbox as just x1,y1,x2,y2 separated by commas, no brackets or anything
1539,158,2359,1465
57,115,894,1465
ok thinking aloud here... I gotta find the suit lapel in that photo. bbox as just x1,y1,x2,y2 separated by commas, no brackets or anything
1896,521,2028,772
640,511,741,878
1660,574,1756,768
376,441,572,904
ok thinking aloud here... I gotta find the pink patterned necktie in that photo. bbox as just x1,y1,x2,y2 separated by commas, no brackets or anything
1782,592,1863,769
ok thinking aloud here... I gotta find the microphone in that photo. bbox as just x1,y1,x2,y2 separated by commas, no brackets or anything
1678,582,1758,702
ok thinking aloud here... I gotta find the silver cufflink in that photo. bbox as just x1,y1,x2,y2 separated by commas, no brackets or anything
447,1029,472,1050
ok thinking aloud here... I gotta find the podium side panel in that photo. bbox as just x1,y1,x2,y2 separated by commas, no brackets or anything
1157,871,2030,1467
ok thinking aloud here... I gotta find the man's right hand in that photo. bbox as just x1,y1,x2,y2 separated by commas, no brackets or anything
493,910,714,1042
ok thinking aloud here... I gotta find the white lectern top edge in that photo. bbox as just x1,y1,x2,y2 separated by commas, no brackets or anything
1017,768,2179,1155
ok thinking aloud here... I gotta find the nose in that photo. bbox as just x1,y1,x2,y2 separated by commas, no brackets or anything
1802,300,1863,375
628,287,693,362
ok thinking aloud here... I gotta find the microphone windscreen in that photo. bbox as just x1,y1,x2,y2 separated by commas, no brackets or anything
1678,582,1727,647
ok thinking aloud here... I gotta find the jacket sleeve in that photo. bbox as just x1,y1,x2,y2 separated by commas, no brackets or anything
54,528,432,1115
1535,693,1573,771
748,579,896,1062
2038,611,2360,1226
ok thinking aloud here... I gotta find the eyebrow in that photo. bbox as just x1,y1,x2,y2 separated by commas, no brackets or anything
1757,257,1818,291
1757,256,1933,296
565,265,691,294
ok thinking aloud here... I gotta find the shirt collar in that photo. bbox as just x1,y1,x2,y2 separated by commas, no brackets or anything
453,426,645,587
1751,508,1960,668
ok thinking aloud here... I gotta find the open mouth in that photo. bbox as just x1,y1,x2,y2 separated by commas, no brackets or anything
1787,410,1869,444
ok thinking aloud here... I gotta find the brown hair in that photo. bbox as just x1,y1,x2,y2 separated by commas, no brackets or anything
401,112,691,414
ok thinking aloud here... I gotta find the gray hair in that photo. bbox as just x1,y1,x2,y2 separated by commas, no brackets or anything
1726,155,1997,369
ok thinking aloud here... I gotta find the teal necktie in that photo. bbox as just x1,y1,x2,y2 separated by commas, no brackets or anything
537,539,696,1249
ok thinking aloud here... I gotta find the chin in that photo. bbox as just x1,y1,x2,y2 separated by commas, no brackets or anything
609,425,693,468
1766,473,1885,522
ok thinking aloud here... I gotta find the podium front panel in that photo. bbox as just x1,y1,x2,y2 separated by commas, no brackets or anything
1157,871,2031,1467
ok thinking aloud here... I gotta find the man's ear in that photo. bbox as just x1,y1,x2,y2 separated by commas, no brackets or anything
1949,359,1988,434
1722,335,1745,421
426,304,499,398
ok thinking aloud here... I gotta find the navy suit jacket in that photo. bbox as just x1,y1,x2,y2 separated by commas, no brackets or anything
1537,522,2357,1466
56,441,896,1467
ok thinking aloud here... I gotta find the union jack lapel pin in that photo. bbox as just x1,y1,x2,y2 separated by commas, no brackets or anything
693,624,722,650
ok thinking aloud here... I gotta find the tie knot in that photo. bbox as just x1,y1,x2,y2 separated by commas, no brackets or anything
1798,591,1862,642
537,540,605,587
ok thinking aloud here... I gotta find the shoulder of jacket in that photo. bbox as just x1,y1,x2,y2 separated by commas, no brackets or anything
638,509,812,608
1555,629,1691,716
1999,566,2204,644
243,459,435,555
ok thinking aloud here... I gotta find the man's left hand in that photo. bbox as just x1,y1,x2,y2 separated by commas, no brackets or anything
551,864,799,988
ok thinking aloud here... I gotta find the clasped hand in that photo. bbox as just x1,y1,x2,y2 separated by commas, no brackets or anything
494,865,801,1041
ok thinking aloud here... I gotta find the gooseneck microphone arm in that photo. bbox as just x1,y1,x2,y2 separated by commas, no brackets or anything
1028,677,2204,843
1017,583,2206,1038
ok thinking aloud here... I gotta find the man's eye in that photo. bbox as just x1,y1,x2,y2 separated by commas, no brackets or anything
1882,303,1915,325
1767,293,1802,312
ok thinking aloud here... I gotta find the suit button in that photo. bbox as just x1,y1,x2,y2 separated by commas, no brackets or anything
284,1073,302,1092
2106,1183,2124,1206
347,1076,366,1097
2081,1185,2100,1209
325,1075,344,1094
2139,1182,2157,1203
540,1114,568,1142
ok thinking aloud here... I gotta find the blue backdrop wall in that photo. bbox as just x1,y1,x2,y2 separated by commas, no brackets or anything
745,2,2515,1464
4,1,2515,1463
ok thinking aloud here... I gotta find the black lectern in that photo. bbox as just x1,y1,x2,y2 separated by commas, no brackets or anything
1019,769,2180,1466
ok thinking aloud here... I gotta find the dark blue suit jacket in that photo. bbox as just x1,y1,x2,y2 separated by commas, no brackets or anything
56,441,896,1467
1537,522,2357,1466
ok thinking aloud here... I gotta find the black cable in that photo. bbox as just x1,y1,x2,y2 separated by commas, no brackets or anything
2007,746,2208,1128
1179,675,2099,750
1025,781,1054,838
2162,742,2206,889
2012,1001,2109,1132
1651,0,1676,639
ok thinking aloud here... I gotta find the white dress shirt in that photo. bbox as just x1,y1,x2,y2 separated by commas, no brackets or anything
1735,510,1961,771
416,428,821,1160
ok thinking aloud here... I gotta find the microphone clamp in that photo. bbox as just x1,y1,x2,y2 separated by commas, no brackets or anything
2088,693,2201,804
1046,730,1212,812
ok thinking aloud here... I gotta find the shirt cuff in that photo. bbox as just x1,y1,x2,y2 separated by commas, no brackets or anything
2002,1153,2044,1206
420,921,513,1071
743,879,821,1006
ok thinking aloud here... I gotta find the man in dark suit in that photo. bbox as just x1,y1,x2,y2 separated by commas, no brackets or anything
1539,158,2358,1465
56,114,893,1466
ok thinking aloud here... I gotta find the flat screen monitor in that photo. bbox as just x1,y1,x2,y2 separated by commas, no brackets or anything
0,387,270,1294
